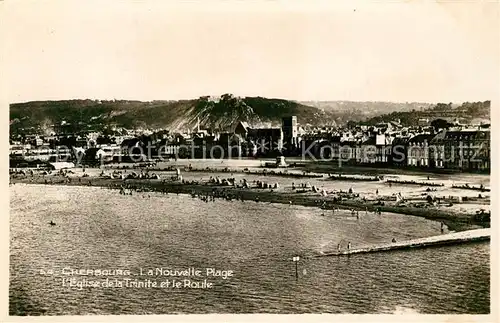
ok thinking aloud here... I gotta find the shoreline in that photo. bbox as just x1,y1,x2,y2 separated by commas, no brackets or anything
10,175,488,233
99,159,491,176
300,162,491,177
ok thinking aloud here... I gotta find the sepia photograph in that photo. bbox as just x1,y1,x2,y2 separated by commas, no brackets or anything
3,0,498,319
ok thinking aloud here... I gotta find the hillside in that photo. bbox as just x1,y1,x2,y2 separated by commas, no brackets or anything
364,101,491,126
299,101,435,124
9,95,335,135
11,97,489,135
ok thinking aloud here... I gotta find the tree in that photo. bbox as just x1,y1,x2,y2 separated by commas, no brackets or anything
430,118,451,131
346,120,357,129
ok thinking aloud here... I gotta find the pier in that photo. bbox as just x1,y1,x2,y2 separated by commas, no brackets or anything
317,228,490,257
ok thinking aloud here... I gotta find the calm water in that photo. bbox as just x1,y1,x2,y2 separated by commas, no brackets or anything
10,184,490,315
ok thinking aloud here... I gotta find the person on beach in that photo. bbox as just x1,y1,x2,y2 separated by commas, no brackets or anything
392,238,396,243
347,242,351,251
337,243,341,252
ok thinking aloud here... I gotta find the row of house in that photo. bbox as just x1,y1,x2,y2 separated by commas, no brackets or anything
302,127,490,171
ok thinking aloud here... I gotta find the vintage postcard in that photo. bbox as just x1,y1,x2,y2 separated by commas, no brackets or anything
2,0,498,322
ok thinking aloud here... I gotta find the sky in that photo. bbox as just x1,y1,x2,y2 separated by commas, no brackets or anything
2,0,499,103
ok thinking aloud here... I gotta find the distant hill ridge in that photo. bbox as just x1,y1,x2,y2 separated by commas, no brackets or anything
9,96,490,134
364,101,491,126
10,95,332,134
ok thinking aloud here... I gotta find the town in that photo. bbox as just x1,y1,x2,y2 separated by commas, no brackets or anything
9,112,491,173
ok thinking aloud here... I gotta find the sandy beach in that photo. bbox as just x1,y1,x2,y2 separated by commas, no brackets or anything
9,166,490,232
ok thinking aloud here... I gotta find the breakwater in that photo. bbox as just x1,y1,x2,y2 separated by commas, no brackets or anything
317,228,490,257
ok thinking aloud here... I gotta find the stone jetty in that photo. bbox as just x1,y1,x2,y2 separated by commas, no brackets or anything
317,228,490,257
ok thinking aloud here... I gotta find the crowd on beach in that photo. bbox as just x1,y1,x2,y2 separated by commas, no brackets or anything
110,163,341,180
93,171,392,219
9,166,490,219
